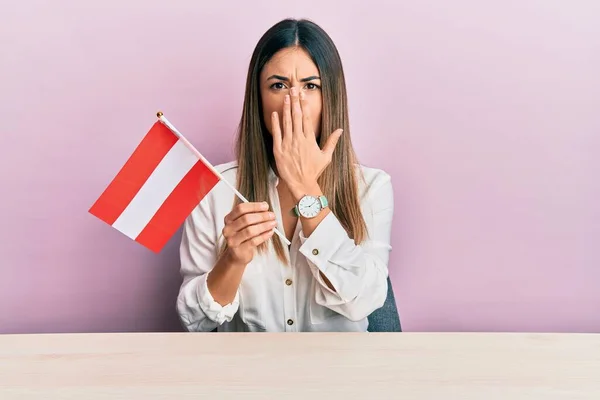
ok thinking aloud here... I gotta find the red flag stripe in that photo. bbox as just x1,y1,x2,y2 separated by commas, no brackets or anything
89,122,178,225
135,159,220,252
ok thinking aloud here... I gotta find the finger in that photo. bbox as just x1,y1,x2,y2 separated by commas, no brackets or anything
322,129,344,157
271,112,282,152
232,220,278,247
283,94,292,146
224,202,269,225
241,228,275,249
224,211,273,239
225,202,268,225
300,91,314,140
229,211,275,234
290,87,303,138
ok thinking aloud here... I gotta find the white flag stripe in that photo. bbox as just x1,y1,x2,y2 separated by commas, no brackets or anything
112,140,198,239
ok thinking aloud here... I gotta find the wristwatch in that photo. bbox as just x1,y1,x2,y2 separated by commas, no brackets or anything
292,195,329,218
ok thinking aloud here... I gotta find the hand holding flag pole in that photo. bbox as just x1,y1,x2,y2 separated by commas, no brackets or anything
156,111,291,246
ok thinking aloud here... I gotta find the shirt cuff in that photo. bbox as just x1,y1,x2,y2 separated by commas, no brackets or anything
197,272,239,325
299,211,348,277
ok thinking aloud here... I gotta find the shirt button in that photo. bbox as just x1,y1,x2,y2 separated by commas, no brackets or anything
285,279,293,286
287,319,294,326
312,249,319,255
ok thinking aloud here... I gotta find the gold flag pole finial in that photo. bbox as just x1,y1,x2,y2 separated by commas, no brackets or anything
156,111,164,118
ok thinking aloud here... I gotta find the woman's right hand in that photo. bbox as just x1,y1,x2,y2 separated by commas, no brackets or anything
222,202,278,266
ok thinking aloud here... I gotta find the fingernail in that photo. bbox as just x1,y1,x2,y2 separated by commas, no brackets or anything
285,95,290,103
272,111,277,118
262,202,269,210
291,87,297,96
300,91,305,100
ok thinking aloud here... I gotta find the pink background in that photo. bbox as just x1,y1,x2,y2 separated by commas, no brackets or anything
1,0,598,334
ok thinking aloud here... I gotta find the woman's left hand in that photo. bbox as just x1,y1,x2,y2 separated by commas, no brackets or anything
271,87,343,199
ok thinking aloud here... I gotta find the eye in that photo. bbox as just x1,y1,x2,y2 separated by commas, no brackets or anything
270,82,286,90
305,83,321,90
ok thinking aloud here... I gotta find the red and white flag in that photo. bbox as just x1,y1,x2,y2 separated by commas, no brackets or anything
89,118,220,253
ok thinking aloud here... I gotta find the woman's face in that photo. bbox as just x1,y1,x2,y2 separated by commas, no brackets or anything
260,47,323,139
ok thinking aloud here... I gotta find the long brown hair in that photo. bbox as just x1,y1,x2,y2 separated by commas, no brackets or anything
224,18,367,264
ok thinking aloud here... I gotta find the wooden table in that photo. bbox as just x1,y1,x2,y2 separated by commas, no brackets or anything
0,332,599,399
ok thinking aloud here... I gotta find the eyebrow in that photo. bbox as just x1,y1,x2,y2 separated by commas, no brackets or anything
267,74,321,82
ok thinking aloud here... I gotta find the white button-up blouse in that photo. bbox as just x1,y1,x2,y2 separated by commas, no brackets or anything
176,161,394,332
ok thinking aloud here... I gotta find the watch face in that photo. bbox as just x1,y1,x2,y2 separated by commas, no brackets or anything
298,195,322,218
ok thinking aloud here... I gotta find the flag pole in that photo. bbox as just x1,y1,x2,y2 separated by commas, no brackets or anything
156,111,291,246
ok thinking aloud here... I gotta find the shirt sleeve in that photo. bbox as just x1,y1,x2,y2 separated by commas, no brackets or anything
176,190,240,332
298,171,394,322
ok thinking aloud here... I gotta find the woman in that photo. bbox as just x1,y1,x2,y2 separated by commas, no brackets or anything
177,18,394,332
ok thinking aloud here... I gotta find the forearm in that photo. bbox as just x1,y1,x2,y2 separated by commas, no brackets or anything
296,171,394,319
178,244,245,330
289,182,337,291
313,259,388,321
206,251,247,306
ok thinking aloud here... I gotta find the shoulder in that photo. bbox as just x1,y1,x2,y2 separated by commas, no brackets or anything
354,163,392,197
213,160,239,183
353,164,393,216
202,160,240,204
